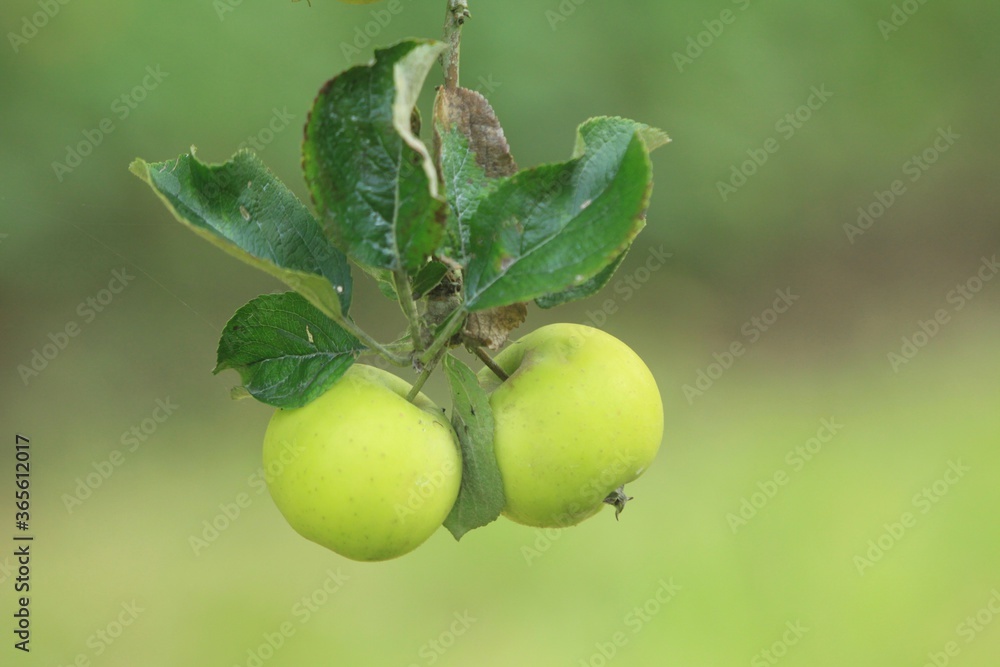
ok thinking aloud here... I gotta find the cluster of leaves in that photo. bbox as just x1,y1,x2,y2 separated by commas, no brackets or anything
130,38,667,539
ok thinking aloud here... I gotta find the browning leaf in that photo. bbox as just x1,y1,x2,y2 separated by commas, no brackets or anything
462,302,527,350
434,86,517,179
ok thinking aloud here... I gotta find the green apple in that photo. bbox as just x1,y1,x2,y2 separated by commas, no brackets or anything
263,364,461,561
479,323,663,528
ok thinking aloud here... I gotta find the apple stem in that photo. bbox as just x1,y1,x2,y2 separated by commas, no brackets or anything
472,346,509,381
406,348,446,402
442,0,470,89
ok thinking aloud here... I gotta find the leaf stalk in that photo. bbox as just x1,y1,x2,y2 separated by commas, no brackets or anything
323,308,410,367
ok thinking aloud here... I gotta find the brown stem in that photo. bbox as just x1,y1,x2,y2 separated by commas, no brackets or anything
443,0,471,89
473,346,509,382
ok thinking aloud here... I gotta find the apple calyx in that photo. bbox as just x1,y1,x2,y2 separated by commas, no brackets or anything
603,486,634,521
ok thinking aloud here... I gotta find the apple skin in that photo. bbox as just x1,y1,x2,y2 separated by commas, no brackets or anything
479,324,663,528
263,364,461,561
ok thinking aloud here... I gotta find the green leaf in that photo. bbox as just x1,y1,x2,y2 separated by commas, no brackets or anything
433,86,518,263
533,124,668,308
461,117,665,312
535,247,630,309
214,292,365,408
442,354,505,540
411,260,449,298
587,123,671,156
130,150,352,318
436,128,487,260
303,39,448,275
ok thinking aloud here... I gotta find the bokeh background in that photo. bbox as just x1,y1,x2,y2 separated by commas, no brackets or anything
2,0,999,665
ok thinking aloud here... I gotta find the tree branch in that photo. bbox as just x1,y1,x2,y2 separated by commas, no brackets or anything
443,0,471,89
393,269,424,355
419,307,467,366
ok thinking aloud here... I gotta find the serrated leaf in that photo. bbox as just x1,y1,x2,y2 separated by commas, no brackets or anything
303,39,448,275
461,117,664,312
538,116,669,311
130,150,352,318
433,86,517,262
214,292,365,408
535,246,630,309
443,354,504,540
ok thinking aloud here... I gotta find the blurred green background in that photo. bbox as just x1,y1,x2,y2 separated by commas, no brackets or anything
2,0,999,665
